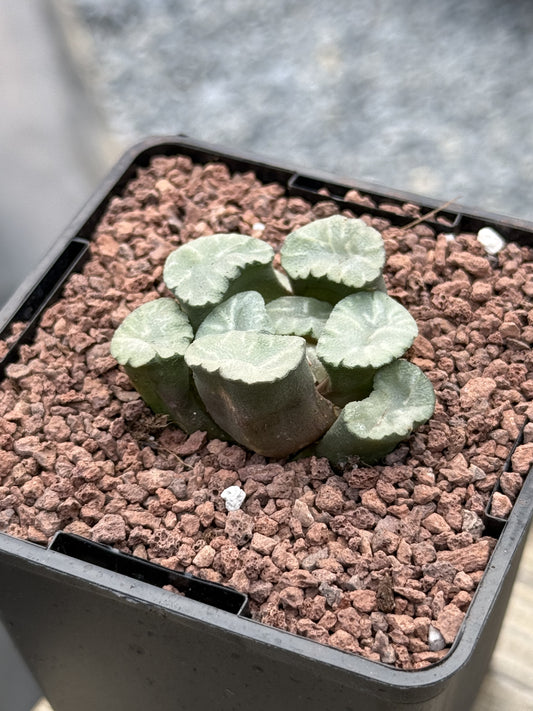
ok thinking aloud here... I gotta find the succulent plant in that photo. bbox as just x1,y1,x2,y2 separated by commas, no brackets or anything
280,214,386,303
109,298,226,439
111,216,435,464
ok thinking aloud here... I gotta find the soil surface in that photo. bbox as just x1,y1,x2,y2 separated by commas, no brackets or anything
1,155,532,669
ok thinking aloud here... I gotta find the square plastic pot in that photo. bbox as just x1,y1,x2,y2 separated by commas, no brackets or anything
0,136,532,711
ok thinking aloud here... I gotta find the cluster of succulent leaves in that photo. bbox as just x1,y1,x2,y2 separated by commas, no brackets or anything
110,216,435,464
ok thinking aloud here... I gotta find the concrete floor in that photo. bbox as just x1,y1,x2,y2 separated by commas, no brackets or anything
31,702,52,711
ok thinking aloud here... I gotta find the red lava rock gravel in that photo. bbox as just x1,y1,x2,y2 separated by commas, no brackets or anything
1,154,533,670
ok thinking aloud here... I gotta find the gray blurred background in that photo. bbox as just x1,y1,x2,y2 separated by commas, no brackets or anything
1,2,533,708
2,0,533,312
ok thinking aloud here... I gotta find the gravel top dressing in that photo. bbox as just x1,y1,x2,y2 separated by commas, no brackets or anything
1,154,532,670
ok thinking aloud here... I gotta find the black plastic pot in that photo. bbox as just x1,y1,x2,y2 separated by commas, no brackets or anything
0,136,532,711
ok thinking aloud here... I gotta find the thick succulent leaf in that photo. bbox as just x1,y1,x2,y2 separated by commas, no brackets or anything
163,233,285,327
316,360,435,464
110,298,225,438
164,233,274,306
185,331,306,384
110,298,192,368
196,291,273,338
317,291,418,370
348,360,436,439
185,330,337,457
280,215,385,302
265,296,332,341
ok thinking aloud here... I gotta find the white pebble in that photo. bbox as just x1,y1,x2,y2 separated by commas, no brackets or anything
252,222,265,232
428,624,446,652
221,485,246,511
477,226,505,255
443,232,455,242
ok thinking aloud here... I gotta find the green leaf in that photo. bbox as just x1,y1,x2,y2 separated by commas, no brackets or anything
315,359,435,464
110,298,192,368
185,330,305,384
316,291,418,404
110,298,226,438
185,331,337,457
163,233,287,328
280,215,385,303
317,291,418,371
196,291,273,338
265,296,332,342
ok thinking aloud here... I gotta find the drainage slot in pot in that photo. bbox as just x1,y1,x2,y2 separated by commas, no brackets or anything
0,238,90,376
483,419,530,537
288,174,461,232
49,531,249,616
